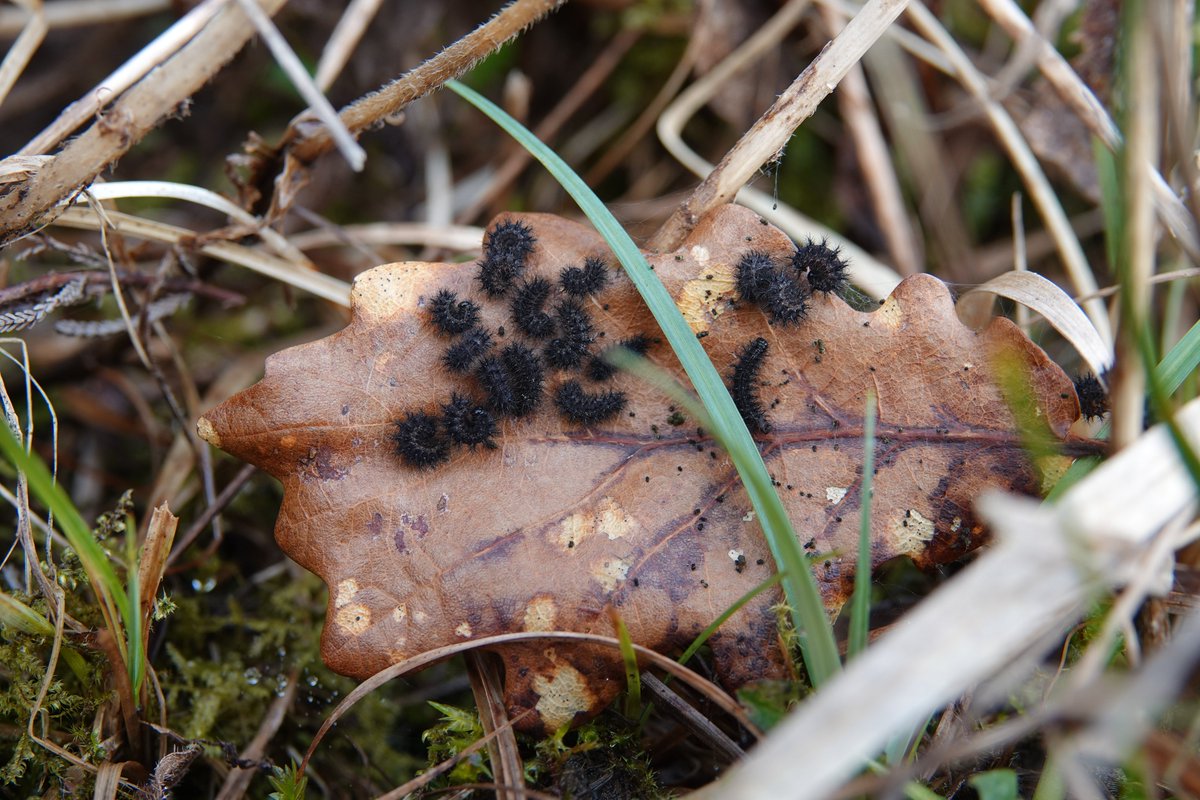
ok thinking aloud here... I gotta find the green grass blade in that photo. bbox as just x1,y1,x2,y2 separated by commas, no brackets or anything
1156,317,1200,397
0,591,90,682
677,572,787,668
612,613,642,719
847,392,876,660
124,513,143,692
0,424,134,678
1099,2,1200,495
0,590,55,635
446,79,841,688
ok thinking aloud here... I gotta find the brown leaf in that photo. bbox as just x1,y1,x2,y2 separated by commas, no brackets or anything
198,205,1084,732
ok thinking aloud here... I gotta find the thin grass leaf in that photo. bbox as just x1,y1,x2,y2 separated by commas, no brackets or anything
1045,456,1102,502
0,591,90,681
1156,318,1200,397
1101,3,1200,496
123,510,143,692
847,391,876,660
0,423,135,682
968,769,1019,800
612,613,642,719
0,590,53,635
1051,312,1200,503
677,572,786,668
446,78,841,688
1031,757,1065,800
866,759,947,800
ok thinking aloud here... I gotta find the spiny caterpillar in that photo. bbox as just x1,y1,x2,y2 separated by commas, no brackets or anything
793,237,849,294
1073,373,1109,421
735,250,808,325
555,379,627,425
729,337,771,434
560,256,609,297
734,250,776,305
441,393,497,449
510,277,555,339
397,219,646,470
443,327,493,373
586,334,654,382
477,343,545,417
428,289,480,335
544,299,595,369
392,411,450,468
478,220,536,297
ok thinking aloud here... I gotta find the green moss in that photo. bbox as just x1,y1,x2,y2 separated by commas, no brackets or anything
0,630,104,788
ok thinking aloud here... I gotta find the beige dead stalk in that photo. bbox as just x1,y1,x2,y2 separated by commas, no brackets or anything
652,0,903,296
0,0,289,243
0,0,46,110
314,0,386,93
282,0,567,167
818,3,921,276
957,271,1113,379
232,0,364,171
0,0,168,35
1111,7,1159,450
861,33,975,282
16,0,224,157
648,0,911,253
288,221,484,254
699,398,1200,800
901,1,1112,348
52,206,352,306
467,651,528,800
214,669,299,800
975,0,1200,266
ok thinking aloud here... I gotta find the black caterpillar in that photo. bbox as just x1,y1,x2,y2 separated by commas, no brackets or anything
396,221,668,469
478,220,536,297
729,337,771,434
735,250,809,325
793,238,849,294
555,380,627,425
443,327,493,373
560,256,609,297
392,411,450,468
441,393,498,449
428,289,480,335
510,277,556,339
1073,373,1109,421
544,300,595,369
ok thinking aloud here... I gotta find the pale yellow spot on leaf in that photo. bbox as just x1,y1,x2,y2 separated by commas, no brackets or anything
335,579,359,608
524,596,557,632
532,663,596,731
592,558,630,592
596,497,635,540
895,509,936,552
335,603,370,635
876,295,904,329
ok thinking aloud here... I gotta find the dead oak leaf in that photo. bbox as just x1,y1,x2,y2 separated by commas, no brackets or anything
198,205,1086,732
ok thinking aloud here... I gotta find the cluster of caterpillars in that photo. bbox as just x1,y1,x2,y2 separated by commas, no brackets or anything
392,225,864,468
393,221,653,468
728,240,850,434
